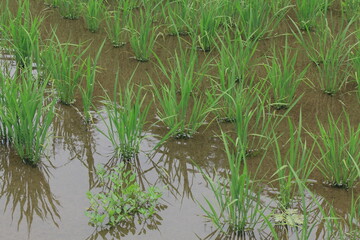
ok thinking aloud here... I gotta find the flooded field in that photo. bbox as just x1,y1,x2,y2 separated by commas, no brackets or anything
0,0,359,239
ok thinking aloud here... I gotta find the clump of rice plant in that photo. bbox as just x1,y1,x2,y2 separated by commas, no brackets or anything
295,0,327,30
271,113,316,209
347,194,360,238
58,0,82,20
164,0,194,36
79,40,105,123
311,112,360,188
0,68,55,165
127,8,158,62
292,17,356,95
341,0,360,21
105,2,131,47
86,162,162,226
41,33,89,105
151,47,214,139
1,1,42,68
98,74,151,160
195,1,221,52
264,38,308,109
82,0,106,33
199,132,263,234
212,27,258,121
45,0,59,7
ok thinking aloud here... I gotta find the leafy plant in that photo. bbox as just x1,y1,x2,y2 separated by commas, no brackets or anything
58,0,82,20
127,8,158,62
264,37,308,109
105,3,131,47
98,73,151,159
311,112,360,188
86,162,162,226
199,132,263,233
0,68,55,165
82,0,106,33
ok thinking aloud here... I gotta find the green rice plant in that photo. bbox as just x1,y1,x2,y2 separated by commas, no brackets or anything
199,132,263,233
1,1,42,68
195,1,221,52
271,113,316,210
79,40,105,123
311,112,360,188
0,71,15,141
341,0,360,21
0,0,10,29
292,17,356,95
295,0,327,30
82,0,106,33
354,30,360,101
98,74,151,159
58,0,82,20
347,194,360,238
234,0,289,40
164,0,194,36
44,0,59,7
86,162,162,226
127,8,158,62
264,38,308,109
105,3,131,47
41,33,89,105
151,47,214,139
0,68,56,165
212,28,258,121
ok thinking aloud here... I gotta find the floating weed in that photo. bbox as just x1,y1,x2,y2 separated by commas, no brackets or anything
292,17,356,95
41,32,89,105
98,72,151,160
82,0,106,33
0,68,55,165
310,112,360,188
127,8,158,62
264,37,308,109
58,0,82,20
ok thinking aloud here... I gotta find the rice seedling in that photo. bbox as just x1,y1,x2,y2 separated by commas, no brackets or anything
164,0,194,36
271,113,316,210
127,8,158,62
295,0,327,30
233,0,289,40
292,17,356,95
346,194,360,238
0,68,56,165
1,0,42,68
199,131,263,234
311,112,360,188
57,0,82,20
0,71,15,141
341,0,360,21
105,2,131,47
0,0,10,28
212,28,258,121
79,40,105,123
98,73,151,160
264,37,309,109
354,30,360,101
41,32,89,105
195,1,221,52
82,0,106,33
44,0,59,7
151,47,214,139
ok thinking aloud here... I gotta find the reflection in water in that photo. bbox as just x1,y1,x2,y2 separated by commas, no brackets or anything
0,147,60,234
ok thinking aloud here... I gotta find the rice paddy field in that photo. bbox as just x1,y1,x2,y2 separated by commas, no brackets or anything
0,0,359,239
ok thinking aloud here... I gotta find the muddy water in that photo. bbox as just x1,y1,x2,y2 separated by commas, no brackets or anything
0,0,359,239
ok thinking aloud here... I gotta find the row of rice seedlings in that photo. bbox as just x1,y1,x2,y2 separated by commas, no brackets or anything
263,37,309,109
163,0,194,36
41,32,89,105
0,68,55,165
213,28,258,121
310,112,360,188
0,0,42,69
150,46,214,139
58,0,82,20
79,40,105,123
271,113,315,210
341,0,360,21
127,8,158,62
199,132,263,234
292,17,356,95
82,0,106,33
98,72,151,160
105,1,131,47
